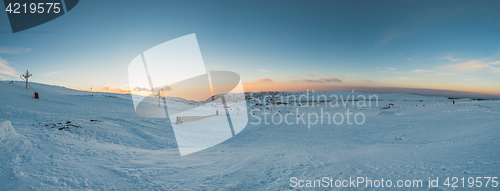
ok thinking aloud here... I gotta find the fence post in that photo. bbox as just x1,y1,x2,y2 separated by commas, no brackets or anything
176,117,182,125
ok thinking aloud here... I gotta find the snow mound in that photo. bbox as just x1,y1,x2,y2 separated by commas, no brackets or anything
0,120,16,137
377,109,404,116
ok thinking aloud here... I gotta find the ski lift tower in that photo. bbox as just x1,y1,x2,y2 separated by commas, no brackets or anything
21,70,32,89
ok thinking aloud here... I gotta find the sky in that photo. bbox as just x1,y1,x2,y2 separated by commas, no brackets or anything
1,0,500,98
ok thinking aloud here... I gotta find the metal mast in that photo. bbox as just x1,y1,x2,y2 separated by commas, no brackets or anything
21,70,32,89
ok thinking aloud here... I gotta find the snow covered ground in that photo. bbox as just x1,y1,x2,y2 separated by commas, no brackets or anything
1,81,499,190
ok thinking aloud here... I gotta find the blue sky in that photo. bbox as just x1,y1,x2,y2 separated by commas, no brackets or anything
1,0,499,96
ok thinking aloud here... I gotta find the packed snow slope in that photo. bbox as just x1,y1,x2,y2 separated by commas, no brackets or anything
1,81,500,190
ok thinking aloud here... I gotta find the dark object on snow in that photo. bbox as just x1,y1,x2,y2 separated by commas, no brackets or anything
90,120,102,122
58,123,81,130
103,95,118,98
43,121,81,130
34,92,39,99
68,124,81,128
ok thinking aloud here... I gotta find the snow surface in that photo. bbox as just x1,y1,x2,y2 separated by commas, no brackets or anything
1,81,499,190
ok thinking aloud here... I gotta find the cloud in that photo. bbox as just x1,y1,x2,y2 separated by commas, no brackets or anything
345,78,372,83
440,55,460,62
380,68,403,74
99,84,172,95
154,84,172,91
0,57,16,76
133,86,150,92
132,84,172,92
255,78,272,83
412,69,435,73
410,70,454,76
47,71,62,76
302,79,322,83
440,60,500,73
95,87,131,94
302,77,341,83
345,78,359,82
303,74,342,83
396,77,424,81
258,69,269,72
0,46,32,54
321,77,342,83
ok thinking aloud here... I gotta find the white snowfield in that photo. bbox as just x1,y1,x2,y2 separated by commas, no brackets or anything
1,81,500,190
